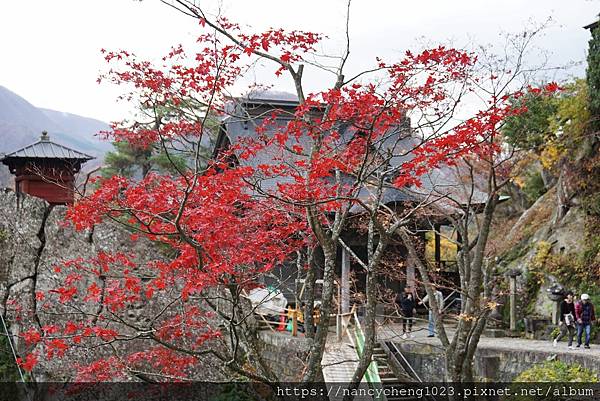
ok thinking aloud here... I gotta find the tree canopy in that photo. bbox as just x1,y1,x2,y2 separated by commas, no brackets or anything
7,2,559,385
587,23,600,131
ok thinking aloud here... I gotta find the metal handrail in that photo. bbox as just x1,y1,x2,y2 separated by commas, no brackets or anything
386,341,422,383
442,290,460,313
387,342,441,401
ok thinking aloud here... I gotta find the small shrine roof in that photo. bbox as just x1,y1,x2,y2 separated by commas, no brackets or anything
1,131,94,161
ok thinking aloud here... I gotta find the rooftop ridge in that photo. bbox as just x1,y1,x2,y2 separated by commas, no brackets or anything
1,131,94,160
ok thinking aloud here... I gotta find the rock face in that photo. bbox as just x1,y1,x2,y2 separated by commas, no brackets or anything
0,189,163,380
0,189,273,383
0,189,47,285
499,178,593,328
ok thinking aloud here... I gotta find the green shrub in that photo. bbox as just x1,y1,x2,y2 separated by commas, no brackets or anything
503,92,557,150
510,360,598,400
0,334,20,381
587,24,600,131
212,383,262,401
522,171,547,204
514,360,598,382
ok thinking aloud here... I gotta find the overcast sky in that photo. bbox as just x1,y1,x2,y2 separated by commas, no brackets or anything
1,0,598,123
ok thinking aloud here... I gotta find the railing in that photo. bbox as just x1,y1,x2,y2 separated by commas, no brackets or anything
345,308,385,401
256,300,460,340
0,312,26,383
436,260,458,272
442,290,460,314
382,341,422,382
254,307,322,337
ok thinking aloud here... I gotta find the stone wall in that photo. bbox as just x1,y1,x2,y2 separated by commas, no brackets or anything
394,341,600,382
258,331,316,382
0,189,302,382
0,189,166,380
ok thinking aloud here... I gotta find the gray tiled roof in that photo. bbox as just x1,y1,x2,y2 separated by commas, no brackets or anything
222,113,421,212
243,90,299,103
219,94,494,213
1,132,94,161
348,186,413,214
584,17,599,30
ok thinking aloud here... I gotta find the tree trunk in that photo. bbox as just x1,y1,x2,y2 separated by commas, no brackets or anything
343,268,378,400
228,285,279,381
304,248,317,339
448,195,498,383
302,244,337,382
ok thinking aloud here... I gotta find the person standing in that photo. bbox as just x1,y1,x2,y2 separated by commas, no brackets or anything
575,293,596,349
420,288,444,338
553,291,576,348
396,287,416,339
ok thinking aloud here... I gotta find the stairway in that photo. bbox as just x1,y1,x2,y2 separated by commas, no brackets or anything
333,310,422,401
372,344,398,383
375,341,432,401
372,343,410,401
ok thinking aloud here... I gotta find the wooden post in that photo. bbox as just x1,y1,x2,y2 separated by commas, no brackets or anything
552,301,561,325
292,308,298,337
341,247,350,314
434,224,441,270
508,270,521,331
509,277,516,331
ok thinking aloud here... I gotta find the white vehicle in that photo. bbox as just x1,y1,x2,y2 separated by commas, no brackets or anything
245,287,288,316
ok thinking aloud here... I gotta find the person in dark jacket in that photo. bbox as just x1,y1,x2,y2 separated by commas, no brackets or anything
575,293,596,349
553,291,576,348
396,287,416,339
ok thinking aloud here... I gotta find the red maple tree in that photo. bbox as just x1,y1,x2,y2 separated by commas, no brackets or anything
10,7,558,384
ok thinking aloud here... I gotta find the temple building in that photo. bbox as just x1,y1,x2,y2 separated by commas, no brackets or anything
0,131,94,205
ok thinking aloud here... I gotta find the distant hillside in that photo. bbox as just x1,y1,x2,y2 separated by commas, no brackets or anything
0,85,111,186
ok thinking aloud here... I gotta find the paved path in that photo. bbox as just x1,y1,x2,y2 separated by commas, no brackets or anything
321,340,372,400
321,322,600,381
377,321,600,358
322,321,600,384
322,340,360,382
320,321,599,400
